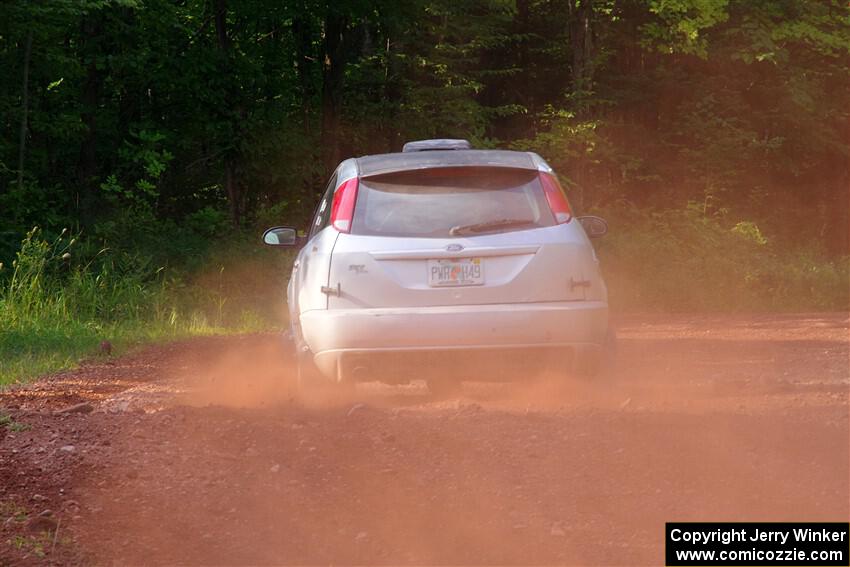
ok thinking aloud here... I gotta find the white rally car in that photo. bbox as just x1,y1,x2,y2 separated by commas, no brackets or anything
264,139,612,393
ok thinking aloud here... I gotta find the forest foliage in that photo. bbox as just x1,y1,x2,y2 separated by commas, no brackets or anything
0,0,848,341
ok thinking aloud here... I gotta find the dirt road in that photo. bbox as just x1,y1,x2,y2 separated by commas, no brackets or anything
1,314,848,565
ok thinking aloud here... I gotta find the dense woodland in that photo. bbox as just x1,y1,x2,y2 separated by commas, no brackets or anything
0,0,848,371
2,0,848,243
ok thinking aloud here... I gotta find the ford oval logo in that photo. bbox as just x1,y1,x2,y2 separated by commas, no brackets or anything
446,244,464,252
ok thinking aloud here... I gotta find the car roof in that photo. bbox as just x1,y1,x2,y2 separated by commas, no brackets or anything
354,149,538,177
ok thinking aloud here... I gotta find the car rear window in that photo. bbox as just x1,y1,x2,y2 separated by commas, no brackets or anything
351,167,554,238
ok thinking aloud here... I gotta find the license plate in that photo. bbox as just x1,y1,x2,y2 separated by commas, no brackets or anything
428,258,484,287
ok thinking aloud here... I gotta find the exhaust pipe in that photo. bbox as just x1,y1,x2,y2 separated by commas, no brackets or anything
351,365,369,381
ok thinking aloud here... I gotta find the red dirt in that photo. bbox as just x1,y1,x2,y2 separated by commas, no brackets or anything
1,314,848,565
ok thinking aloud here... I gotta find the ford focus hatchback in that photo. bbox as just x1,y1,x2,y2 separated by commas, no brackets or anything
263,140,611,393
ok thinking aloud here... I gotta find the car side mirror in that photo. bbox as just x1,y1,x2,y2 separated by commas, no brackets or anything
262,226,299,247
577,216,608,238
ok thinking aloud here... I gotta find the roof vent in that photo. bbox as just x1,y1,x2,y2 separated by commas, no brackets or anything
402,139,472,153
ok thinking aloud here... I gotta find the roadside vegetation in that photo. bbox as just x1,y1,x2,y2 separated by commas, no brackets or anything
0,0,847,385
597,205,850,312
3,212,845,386
0,226,291,386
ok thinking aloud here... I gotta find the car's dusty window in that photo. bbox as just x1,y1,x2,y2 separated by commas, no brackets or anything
352,167,553,238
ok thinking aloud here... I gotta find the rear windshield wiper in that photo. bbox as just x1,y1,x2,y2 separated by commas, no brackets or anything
449,218,536,236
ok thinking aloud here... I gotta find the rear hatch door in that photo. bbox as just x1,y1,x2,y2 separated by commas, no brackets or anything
327,166,592,309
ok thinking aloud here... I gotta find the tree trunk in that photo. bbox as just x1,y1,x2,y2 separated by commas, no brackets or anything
514,0,532,139
293,14,315,131
214,0,242,226
214,0,229,50
16,29,33,190
567,0,595,210
383,36,403,152
568,0,594,95
225,164,239,227
77,15,103,226
321,12,346,172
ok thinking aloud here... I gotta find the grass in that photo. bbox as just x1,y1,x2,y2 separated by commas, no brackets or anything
10,533,50,559
2,499,73,561
0,412,29,432
593,204,850,312
2,209,847,388
0,227,291,387
0,318,220,388
0,500,28,523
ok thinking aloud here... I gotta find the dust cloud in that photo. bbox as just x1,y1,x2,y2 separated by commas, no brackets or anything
174,334,297,408
168,325,716,416
62,313,849,565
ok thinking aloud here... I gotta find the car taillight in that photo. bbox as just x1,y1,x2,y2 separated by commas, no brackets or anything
539,172,572,224
331,177,359,233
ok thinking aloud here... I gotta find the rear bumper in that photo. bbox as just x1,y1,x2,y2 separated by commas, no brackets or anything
300,301,608,381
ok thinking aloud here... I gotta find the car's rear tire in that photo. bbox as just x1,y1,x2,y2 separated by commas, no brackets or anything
296,349,356,399
291,322,329,393
575,326,617,379
296,349,322,387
